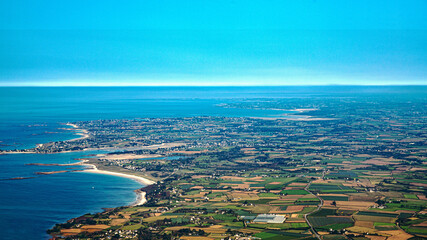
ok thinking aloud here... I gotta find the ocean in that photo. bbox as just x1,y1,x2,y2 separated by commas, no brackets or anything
0,86,425,239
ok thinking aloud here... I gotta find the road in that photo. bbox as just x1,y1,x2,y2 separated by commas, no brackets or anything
303,171,325,240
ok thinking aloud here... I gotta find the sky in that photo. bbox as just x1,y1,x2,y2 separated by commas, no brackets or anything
0,0,426,86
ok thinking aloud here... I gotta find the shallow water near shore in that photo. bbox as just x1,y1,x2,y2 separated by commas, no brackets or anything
0,152,143,239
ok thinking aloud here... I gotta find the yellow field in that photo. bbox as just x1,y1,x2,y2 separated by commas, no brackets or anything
283,205,304,213
180,236,215,240
379,230,413,240
143,215,180,222
354,220,374,228
228,191,259,201
247,204,272,213
110,218,127,226
60,225,110,237
353,215,396,223
347,226,378,235
165,225,227,234
60,229,83,236
326,200,374,210
366,236,387,240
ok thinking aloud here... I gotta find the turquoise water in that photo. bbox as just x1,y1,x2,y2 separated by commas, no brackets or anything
0,86,425,239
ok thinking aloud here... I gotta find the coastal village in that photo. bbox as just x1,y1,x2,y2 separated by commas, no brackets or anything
4,97,426,240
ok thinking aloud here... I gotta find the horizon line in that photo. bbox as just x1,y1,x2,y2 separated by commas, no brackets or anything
0,84,426,87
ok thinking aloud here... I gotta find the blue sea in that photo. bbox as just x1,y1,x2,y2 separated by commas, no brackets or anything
0,86,425,239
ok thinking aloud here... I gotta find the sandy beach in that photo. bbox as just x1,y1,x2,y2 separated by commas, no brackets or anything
83,164,155,206
65,123,90,142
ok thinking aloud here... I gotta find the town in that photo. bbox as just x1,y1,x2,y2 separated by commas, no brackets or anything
39,96,426,240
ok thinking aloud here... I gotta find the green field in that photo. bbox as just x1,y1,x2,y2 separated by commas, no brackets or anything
295,201,320,205
213,214,236,221
249,222,309,230
253,230,309,240
374,222,395,226
384,202,425,211
404,227,427,235
322,234,348,240
374,225,398,231
309,184,356,193
280,189,308,195
308,216,353,227
403,194,419,199
311,208,336,217
121,224,143,230
258,193,278,198
253,232,280,240
357,211,399,218
321,196,349,201
316,223,353,231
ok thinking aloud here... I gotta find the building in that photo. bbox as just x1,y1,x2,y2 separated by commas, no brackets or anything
253,214,286,223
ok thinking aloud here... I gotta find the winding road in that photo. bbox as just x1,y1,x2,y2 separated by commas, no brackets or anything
303,171,326,240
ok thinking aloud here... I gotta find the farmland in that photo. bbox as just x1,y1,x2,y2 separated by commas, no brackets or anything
34,95,427,240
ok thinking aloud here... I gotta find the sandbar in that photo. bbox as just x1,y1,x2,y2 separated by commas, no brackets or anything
64,123,90,142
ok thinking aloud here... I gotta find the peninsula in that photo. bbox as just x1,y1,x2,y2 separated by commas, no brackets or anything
35,97,427,239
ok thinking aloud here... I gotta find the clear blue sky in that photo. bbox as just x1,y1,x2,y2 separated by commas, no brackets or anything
0,0,426,86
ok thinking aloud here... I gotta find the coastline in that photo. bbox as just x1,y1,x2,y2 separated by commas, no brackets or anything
0,123,89,154
83,163,155,206
2,122,155,207
64,123,90,142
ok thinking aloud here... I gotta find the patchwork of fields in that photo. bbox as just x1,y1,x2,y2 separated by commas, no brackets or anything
43,96,426,239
